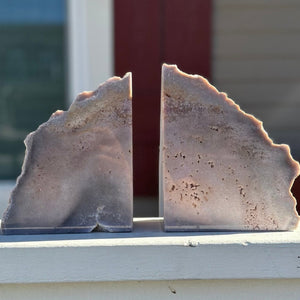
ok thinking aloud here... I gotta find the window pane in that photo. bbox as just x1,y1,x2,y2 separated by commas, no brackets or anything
0,0,66,179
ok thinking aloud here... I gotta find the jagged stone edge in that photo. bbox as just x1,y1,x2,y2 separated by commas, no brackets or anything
163,63,300,227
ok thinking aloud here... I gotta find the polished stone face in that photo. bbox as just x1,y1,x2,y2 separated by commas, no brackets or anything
2,73,133,234
160,64,299,231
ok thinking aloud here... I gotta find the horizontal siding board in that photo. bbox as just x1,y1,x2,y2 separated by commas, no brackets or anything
214,0,300,10
214,9,300,33
214,83,300,130
213,34,300,58
214,82,300,105
213,60,300,82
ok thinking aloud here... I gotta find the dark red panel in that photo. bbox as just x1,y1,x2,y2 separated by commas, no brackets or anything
114,0,212,196
114,0,161,91
114,0,161,196
162,0,212,80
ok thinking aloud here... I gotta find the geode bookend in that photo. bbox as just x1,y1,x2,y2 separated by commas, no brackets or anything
160,64,299,231
2,73,133,234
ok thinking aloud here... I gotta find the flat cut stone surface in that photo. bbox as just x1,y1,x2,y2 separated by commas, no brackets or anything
160,64,300,231
2,73,133,234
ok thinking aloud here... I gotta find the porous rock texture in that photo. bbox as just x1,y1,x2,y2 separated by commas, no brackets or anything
160,64,299,231
2,73,133,234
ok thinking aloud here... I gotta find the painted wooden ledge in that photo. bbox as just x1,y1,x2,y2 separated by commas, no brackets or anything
0,217,299,284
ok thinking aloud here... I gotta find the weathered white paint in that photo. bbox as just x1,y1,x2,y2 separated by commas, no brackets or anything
0,279,300,300
66,0,113,103
0,218,299,284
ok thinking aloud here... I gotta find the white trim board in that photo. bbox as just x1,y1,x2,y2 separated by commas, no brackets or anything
0,218,299,284
66,0,113,104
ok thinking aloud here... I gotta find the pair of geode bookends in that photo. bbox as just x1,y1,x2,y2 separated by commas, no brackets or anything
1,64,299,234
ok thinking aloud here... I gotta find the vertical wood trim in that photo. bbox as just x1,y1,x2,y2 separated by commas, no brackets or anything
67,0,113,104
66,0,89,103
86,0,113,90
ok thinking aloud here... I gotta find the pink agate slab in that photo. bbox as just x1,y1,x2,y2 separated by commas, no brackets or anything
2,73,133,234
160,64,300,231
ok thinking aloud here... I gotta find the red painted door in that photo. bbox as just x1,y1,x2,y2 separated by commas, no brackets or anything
114,0,212,196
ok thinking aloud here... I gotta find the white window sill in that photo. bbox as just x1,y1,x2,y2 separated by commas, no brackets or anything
0,217,299,284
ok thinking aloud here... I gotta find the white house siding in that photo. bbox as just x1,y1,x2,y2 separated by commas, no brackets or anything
212,0,300,160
